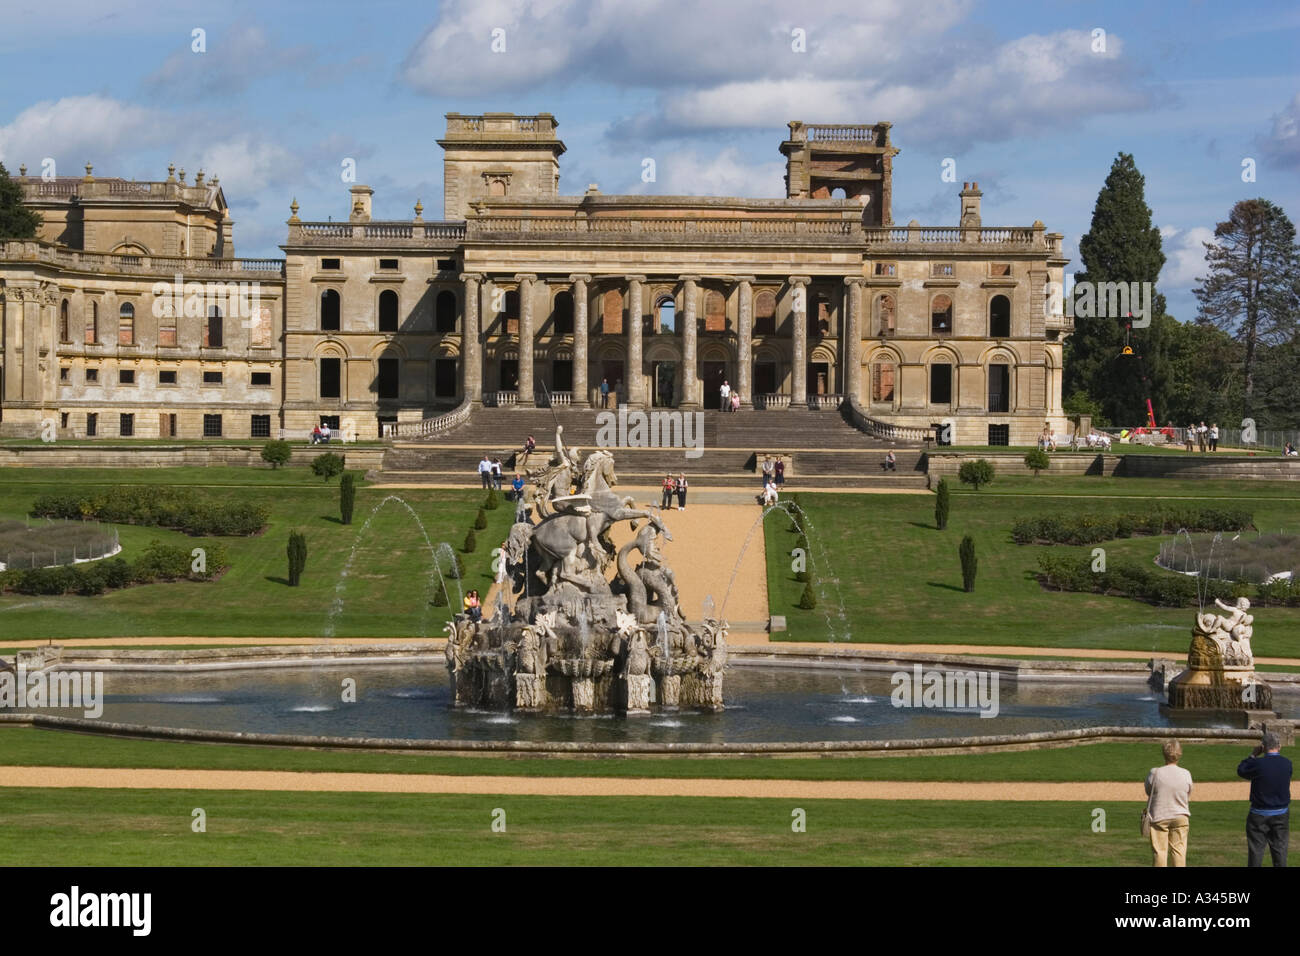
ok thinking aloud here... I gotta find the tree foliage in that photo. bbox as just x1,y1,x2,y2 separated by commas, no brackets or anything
0,162,41,239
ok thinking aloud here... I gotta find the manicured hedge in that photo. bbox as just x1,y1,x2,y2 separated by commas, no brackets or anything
0,541,229,596
1012,507,1253,546
30,487,269,537
1035,553,1300,607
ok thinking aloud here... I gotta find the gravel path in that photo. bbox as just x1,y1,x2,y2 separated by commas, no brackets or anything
0,766,1252,800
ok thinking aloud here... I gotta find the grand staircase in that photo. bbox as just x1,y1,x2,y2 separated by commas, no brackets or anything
380,405,930,490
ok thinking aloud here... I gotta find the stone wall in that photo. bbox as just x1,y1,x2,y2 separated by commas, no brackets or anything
0,443,385,471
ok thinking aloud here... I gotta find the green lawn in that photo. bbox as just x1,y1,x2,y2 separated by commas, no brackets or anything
0,728,1259,782
0,468,509,640
767,479,1300,653
0,788,1256,865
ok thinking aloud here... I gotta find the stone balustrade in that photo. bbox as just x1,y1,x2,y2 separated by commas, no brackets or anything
285,221,466,246
386,397,472,439
0,240,284,278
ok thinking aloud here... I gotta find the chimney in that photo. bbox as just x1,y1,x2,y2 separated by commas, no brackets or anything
959,180,982,228
349,184,374,222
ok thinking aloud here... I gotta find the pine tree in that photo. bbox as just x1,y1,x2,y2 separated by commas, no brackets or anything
1064,153,1170,425
934,478,950,530
1193,198,1300,417
0,163,41,239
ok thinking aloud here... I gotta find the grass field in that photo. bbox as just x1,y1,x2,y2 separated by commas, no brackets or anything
0,467,510,640
0,728,1259,781
0,787,1256,866
765,478,1300,653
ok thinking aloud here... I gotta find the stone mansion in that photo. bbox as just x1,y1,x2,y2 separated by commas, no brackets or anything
0,113,1071,444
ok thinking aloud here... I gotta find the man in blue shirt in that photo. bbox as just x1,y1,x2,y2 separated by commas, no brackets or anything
1237,731,1291,867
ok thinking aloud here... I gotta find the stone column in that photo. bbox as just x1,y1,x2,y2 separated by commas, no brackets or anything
843,276,864,403
625,275,645,407
680,275,700,408
736,276,755,408
460,273,482,404
570,274,590,406
790,276,810,407
516,274,536,406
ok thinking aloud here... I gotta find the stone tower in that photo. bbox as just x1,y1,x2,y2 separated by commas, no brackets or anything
780,121,899,226
437,113,567,221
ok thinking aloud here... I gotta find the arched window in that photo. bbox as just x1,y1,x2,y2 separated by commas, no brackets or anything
601,290,623,334
320,289,341,332
86,301,98,344
754,291,776,335
59,300,69,342
989,294,1010,338
931,295,952,335
876,294,895,336
656,296,676,334
704,290,725,332
435,290,457,333
118,303,135,345
378,289,399,333
553,291,574,335
204,306,223,348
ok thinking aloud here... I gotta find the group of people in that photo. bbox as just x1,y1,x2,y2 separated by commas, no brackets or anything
719,381,740,412
1182,422,1220,453
1143,731,1291,867
660,473,689,511
757,456,786,506
462,589,482,623
309,423,332,444
477,455,505,490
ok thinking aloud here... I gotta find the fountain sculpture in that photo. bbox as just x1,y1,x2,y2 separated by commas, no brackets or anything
1164,597,1273,716
444,427,726,714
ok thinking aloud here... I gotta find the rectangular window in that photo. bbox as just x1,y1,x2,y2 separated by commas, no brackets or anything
118,314,134,345
930,363,952,405
321,258,341,270
158,323,177,346
320,358,341,399
204,312,223,348
85,368,99,383
250,306,273,348
435,359,457,398
988,424,1010,446
437,258,457,271
250,415,271,438
60,412,69,429
119,369,136,385
159,413,177,437
379,258,399,270
203,371,223,385
203,414,223,438
377,357,400,399
251,371,272,386
990,263,1011,277
86,413,97,437
874,262,897,276
60,367,70,382
159,370,177,385
931,263,955,277
119,413,134,437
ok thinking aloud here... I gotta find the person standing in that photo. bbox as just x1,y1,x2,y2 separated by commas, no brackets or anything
762,456,774,490
1145,740,1193,867
600,378,610,409
1210,423,1219,452
661,473,675,510
1238,731,1292,867
675,472,688,511
720,380,731,411
478,455,492,489
1198,421,1208,453
1185,424,1196,453
491,458,503,491
774,457,785,488
511,473,527,522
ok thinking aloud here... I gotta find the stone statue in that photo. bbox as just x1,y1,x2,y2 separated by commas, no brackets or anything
1166,598,1271,713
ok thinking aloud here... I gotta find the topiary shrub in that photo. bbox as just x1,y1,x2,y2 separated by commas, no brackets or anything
958,459,995,492
959,534,977,592
474,507,488,530
798,580,818,609
464,528,477,553
1024,448,1050,477
484,489,500,511
339,473,357,526
287,530,307,586
260,440,292,469
935,478,950,530
311,452,345,482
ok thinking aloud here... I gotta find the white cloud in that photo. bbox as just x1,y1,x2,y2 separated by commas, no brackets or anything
623,148,785,197
0,95,169,169
1159,225,1215,289
1256,92,1300,170
143,24,317,97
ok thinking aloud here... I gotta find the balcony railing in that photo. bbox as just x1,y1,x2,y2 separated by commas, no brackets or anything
0,241,284,278
842,396,936,444
754,393,790,410
808,394,844,410
286,221,467,246
385,397,472,439
483,390,519,407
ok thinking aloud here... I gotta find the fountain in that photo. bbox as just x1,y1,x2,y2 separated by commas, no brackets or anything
444,427,726,714
1162,597,1275,720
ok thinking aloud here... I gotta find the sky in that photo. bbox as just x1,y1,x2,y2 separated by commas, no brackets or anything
1,0,1297,322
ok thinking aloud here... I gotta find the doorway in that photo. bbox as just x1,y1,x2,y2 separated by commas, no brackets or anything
702,361,727,409
499,359,519,392
600,360,624,406
809,362,830,395
552,359,573,393
653,361,677,407
753,362,777,396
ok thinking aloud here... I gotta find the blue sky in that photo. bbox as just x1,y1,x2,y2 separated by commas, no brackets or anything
2,0,1297,321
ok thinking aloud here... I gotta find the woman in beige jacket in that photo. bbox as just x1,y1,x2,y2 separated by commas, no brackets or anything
1145,740,1193,866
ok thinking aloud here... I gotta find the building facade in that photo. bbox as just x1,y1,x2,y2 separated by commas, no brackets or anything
1,113,1071,445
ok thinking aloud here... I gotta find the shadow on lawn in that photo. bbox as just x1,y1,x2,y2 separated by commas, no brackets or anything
926,581,967,593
